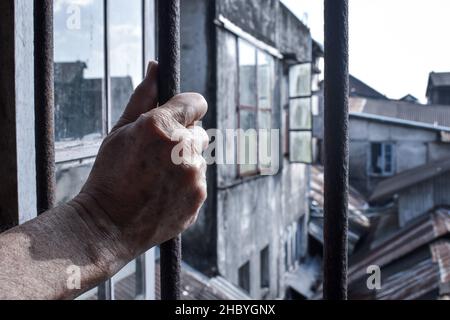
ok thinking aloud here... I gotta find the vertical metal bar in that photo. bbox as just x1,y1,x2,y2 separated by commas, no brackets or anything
323,0,349,300
98,0,115,300
157,0,181,300
98,280,114,300
34,0,56,214
104,0,112,134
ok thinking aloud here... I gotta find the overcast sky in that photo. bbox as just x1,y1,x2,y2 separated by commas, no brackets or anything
281,0,450,102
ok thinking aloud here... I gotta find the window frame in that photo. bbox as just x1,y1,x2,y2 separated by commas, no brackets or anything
53,0,156,301
287,62,313,164
54,0,150,165
368,142,396,177
260,245,270,290
236,38,275,178
238,261,251,294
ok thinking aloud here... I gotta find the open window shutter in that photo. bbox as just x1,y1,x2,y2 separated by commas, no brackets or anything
288,62,313,163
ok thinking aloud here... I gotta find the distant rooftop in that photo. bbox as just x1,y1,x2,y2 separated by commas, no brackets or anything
428,72,450,87
350,96,450,129
370,157,450,202
427,72,450,97
349,75,388,100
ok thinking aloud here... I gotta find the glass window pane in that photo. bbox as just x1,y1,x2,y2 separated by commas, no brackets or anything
289,131,312,163
239,39,257,107
258,111,271,130
239,110,258,174
55,161,94,204
257,51,273,109
113,260,138,300
109,0,144,126
289,63,312,97
259,111,273,170
54,0,105,142
289,98,312,130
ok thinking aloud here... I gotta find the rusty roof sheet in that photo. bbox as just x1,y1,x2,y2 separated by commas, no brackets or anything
349,239,450,300
349,208,450,284
370,157,450,202
309,166,370,253
310,166,370,226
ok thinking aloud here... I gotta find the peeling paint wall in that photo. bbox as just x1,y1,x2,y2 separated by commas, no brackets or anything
216,0,278,46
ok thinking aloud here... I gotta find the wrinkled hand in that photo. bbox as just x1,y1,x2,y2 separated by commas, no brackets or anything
74,61,209,261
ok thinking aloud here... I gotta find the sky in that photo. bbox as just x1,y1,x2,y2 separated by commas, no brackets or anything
281,0,450,103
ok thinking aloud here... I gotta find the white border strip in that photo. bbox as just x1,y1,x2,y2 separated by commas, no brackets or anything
215,14,283,59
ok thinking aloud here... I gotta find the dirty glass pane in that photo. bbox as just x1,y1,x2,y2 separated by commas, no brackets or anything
113,260,138,300
109,0,143,127
257,51,274,109
289,63,312,98
239,39,257,107
55,161,94,204
259,111,273,170
289,98,312,130
239,110,258,174
54,0,105,142
289,131,312,163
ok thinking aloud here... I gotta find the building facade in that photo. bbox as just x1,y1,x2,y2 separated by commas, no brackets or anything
180,0,318,299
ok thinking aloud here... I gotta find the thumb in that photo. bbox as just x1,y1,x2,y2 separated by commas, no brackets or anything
112,61,159,131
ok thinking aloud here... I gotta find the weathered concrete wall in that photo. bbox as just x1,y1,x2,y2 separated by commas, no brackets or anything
216,0,278,46
216,0,311,61
215,14,310,299
348,118,450,195
428,142,450,161
277,2,312,62
181,0,312,298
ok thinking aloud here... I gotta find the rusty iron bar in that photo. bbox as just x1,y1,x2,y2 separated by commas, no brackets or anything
34,0,56,214
323,0,349,300
157,0,182,300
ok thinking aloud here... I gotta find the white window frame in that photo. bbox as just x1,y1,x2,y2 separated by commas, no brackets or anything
288,62,313,164
236,37,276,177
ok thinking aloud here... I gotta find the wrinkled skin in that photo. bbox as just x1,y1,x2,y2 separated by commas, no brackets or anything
75,61,209,260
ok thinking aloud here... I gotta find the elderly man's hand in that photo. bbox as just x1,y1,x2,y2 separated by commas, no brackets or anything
73,61,209,262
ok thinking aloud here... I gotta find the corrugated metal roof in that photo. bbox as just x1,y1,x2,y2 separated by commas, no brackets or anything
309,166,370,253
348,208,450,283
347,209,450,300
350,96,450,128
370,157,450,202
